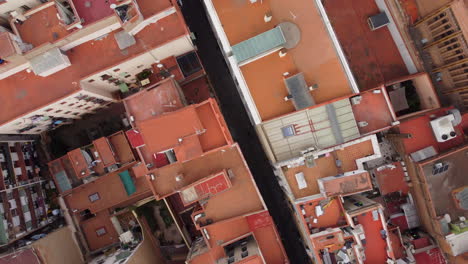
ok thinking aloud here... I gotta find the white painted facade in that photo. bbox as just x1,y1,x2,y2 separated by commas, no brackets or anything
0,32,194,134
0,2,193,134
0,0,42,20
81,35,194,92
0,89,113,134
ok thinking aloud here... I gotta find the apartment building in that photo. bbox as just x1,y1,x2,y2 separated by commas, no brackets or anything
48,128,160,252
412,0,468,109
203,0,463,263
0,139,49,247
0,0,196,134
391,106,468,262
124,86,289,263
47,71,289,263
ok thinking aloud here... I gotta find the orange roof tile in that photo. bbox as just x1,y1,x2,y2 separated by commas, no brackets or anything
132,98,232,169
200,215,288,263
72,0,116,26
0,13,187,126
283,139,375,199
319,171,373,197
374,162,409,195
211,0,353,120
0,32,17,58
14,4,72,48
135,0,173,19
323,0,409,90
123,79,186,123
297,197,347,233
351,88,396,134
64,164,151,214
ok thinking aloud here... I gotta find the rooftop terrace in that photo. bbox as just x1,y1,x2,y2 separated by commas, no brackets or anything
351,88,396,134
282,138,375,199
0,13,187,126
259,87,395,163
134,0,173,19
374,162,409,195
296,196,347,234
72,0,116,26
14,4,72,48
419,145,468,219
211,0,353,121
323,0,409,90
64,164,151,214
398,107,465,154
147,145,264,225
132,99,233,168
123,79,186,123
356,209,388,264
72,0,174,26
197,214,288,263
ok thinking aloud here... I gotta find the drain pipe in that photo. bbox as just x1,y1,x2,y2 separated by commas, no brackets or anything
313,0,360,94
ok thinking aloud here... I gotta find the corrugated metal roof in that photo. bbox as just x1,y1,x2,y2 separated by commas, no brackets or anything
232,27,285,63
261,98,360,162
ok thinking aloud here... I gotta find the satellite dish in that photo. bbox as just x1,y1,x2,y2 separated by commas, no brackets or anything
110,4,117,9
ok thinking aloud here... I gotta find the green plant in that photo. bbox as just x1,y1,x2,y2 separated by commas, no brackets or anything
136,70,151,81
135,203,159,233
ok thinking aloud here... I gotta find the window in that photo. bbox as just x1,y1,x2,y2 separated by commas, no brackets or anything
100,74,111,81
45,108,53,112
281,125,296,138
88,79,95,83
55,110,62,113
60,101,66,105
88,193,100,202
95,227,107,237
176,52,202,77
113,68,120,72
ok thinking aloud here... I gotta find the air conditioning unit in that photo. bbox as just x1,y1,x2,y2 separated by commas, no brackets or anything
430,114,457,142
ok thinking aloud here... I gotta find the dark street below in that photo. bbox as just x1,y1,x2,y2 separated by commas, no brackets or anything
179,1,311,263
